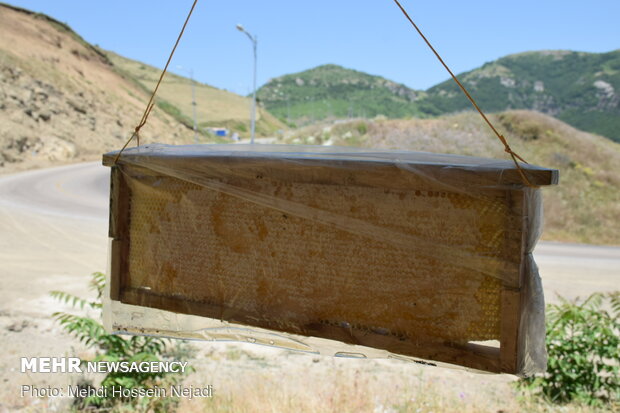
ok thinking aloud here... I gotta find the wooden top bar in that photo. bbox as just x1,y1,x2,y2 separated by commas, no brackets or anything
103,144,558,188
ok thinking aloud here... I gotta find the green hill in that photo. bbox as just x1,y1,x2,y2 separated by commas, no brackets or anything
259,51,620,142
257,64,429,125
425,50,620,142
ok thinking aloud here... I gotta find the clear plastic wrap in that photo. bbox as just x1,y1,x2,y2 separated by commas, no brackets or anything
102,144,558,376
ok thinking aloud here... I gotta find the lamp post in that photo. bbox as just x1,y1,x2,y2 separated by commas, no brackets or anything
177,65,198,143
236,24,257,144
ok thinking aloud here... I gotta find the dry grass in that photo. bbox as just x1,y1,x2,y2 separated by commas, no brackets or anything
172,343,612,413
105,51,286,139
6,342,613,413
287,110,620,245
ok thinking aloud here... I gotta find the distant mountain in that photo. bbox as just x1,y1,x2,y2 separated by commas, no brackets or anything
257,64,430,124
425,50,620,142
259,51,620,142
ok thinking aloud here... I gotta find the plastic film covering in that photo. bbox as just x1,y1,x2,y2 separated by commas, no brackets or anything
102,144,557,376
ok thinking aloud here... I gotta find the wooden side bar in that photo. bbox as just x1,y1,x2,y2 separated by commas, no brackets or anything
108,166,131,302
499,189,527,373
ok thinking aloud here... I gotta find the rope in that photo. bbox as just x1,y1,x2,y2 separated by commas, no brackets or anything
114,0,199,164
391,0,535,187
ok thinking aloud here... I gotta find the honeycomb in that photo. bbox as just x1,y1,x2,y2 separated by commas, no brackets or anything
122,167,522,345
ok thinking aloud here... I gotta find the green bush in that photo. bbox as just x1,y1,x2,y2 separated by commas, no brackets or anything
521,292,620,406
355,121,368,135
51,272,190,412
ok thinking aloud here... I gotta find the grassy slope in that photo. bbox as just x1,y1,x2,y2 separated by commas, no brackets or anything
286,110,620,245
104,51,286,139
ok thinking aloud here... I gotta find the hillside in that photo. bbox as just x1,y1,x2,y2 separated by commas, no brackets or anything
286,110,620,245
0,3,198,173
0,4,285,174
426,50,620,142
257,64,429,125
104,51,286,139
259,51,620,142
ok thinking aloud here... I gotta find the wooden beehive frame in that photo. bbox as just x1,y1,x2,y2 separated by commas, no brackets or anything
104,146,557,374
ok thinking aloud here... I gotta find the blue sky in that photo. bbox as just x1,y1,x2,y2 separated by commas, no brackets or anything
5,0,620,95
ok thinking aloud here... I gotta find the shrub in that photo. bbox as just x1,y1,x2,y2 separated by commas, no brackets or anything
497,112,545,141
521,292,620,406
50,272,189,412
355,121,368,135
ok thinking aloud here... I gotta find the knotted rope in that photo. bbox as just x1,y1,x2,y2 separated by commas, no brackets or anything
114,0,199,164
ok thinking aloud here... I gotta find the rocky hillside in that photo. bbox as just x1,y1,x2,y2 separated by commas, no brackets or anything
0,4,201,173
0,4,285,174
259,51,620,143
257,64,429,125
286,110,620,245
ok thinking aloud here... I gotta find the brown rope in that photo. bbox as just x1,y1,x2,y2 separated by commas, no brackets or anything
114,0,199,164
391,0,535,187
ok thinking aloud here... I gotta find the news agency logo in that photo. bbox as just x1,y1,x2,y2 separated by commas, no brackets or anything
21,357,81,373
20,357,189,374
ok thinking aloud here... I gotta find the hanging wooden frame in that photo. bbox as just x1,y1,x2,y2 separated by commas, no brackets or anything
104,145,557,375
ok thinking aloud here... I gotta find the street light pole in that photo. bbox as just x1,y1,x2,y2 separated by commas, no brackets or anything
189,69,198,144
236,24,257,144
177,65,198,143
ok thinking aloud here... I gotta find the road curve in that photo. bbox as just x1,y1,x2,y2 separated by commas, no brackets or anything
0,162,109,220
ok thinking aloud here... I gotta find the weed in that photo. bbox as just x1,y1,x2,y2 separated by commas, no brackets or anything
50,272,190,412
520,292,620,407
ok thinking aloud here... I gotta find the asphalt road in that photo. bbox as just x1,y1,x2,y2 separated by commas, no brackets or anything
0,162,109,220
0,162,618,312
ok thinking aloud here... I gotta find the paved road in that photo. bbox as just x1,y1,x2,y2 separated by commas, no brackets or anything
0,162,109,220
0,162,618,312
